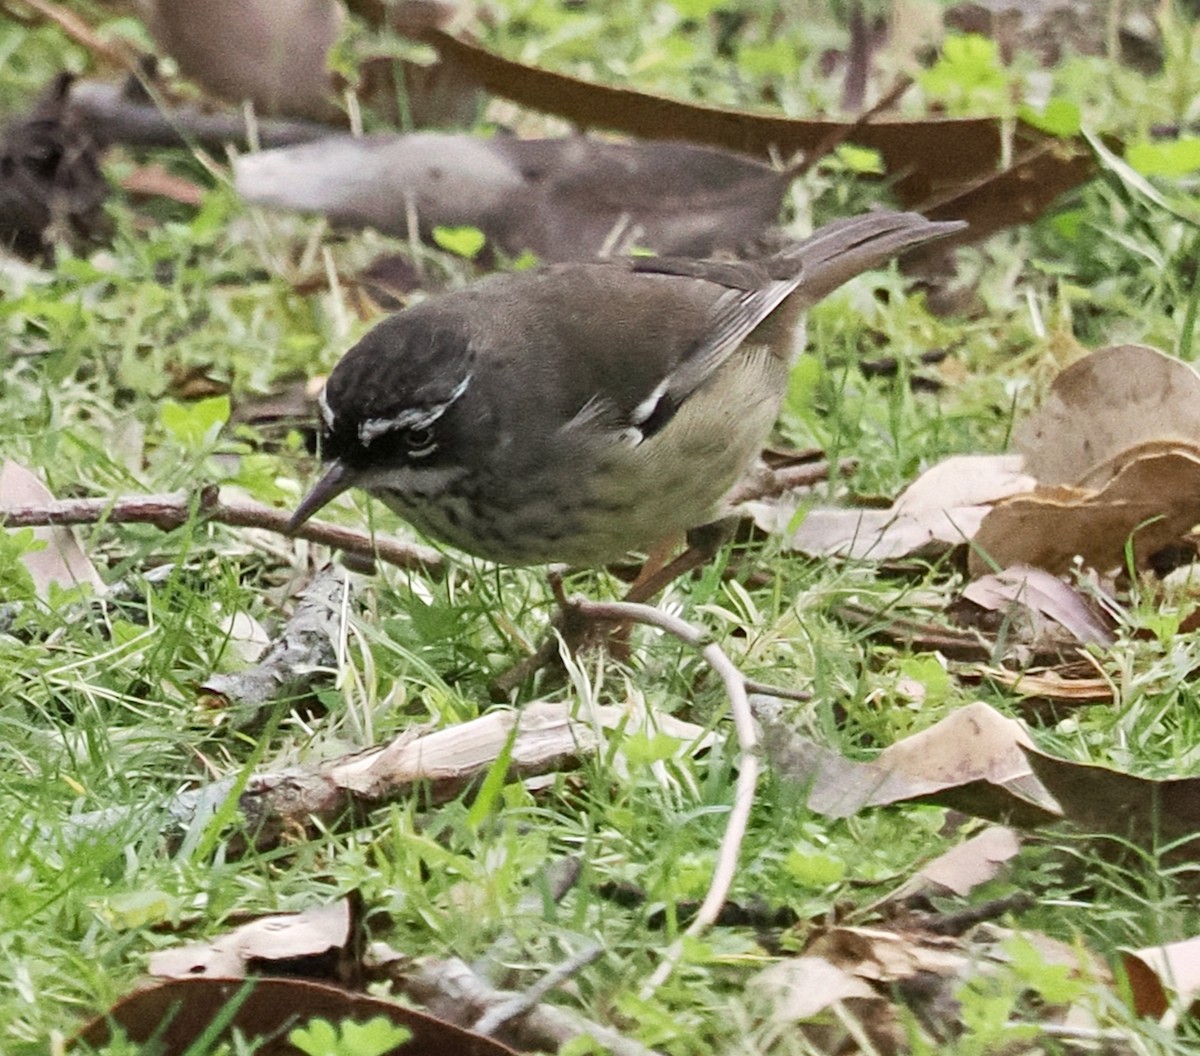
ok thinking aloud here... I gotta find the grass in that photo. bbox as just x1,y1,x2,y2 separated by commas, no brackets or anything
5,2,1200,1054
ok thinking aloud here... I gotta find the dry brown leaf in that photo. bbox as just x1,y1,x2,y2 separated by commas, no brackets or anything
408,25,1092,240
1075,438,1200,492
961,565,1116,646
1016,344,1200,488
892,455,1035,512
806,925,969,982
796,919,1111,1047
76,976,518,1056
149,899,356,981
748,957,879,1022
235,133,790,262
0,459,104,596
165,362,230,400
755,697,1061,825
920,136,1096,244
754,454,1034,560
889,826,1022,902
747,955,905,1056
771,505,981,560
1024,747,1200,856
1123,936,1200,1019
970,447,1200,576
865,703,1056,813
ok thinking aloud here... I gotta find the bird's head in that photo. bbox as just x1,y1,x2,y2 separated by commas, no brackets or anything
289,309,475,530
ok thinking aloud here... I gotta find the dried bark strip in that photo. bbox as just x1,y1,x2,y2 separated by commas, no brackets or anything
65,701,707,856
201,565,349,729
389,953,663,1056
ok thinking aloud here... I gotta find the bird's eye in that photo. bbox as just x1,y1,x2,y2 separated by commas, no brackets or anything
405,426,437,458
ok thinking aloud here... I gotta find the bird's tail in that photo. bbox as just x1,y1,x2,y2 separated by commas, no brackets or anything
776,211,966,307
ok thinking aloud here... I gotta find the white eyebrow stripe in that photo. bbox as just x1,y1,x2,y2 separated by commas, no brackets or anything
317,388,335,430
357,374,472,446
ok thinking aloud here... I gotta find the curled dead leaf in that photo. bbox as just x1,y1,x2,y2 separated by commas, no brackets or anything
752,454,1034,561
748,956,878,1022
806,926,969,982
887,826,1022,903
1023,746,1200,856
411,25,1092,240
1017,344,1200,488
1123,936,1200,1019
961,565,1116,646
149,898,357,982
754,697,1061,825
970,446,1200,576
76,976,518,1056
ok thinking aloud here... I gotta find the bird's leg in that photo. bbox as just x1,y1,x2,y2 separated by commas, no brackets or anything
582,522,735,661
622,521,733,604
620,533,685,604
490,523,735,696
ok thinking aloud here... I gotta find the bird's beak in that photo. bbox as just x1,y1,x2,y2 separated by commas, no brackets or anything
289,460,356,532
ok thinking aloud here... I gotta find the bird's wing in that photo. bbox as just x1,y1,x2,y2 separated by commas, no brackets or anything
618,211,967,436
555,211,965,440
632,268,802,432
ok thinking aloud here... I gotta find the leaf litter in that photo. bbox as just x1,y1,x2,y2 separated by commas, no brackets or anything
758,344,1200,579
15,2,1200,1051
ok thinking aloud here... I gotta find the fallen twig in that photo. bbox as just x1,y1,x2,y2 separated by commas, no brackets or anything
743,678,810,702
70,80,332,150
471,944,603,1037
787,75,914,178
560,596,761,996
725,457,857,505
0,485,445,575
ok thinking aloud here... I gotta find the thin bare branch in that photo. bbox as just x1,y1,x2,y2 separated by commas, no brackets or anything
725,457,857,506
3,0,136,69
0,486,444,575
472,944,604,1037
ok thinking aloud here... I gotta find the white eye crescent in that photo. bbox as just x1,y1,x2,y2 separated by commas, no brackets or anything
405,426,437,459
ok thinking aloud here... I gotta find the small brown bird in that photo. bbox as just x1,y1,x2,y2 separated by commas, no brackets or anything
290,211,964,565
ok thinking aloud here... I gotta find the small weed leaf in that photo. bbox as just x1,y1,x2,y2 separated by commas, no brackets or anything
288,1015,413,1056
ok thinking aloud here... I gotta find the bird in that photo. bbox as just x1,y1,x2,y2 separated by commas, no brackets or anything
289,210,964,567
